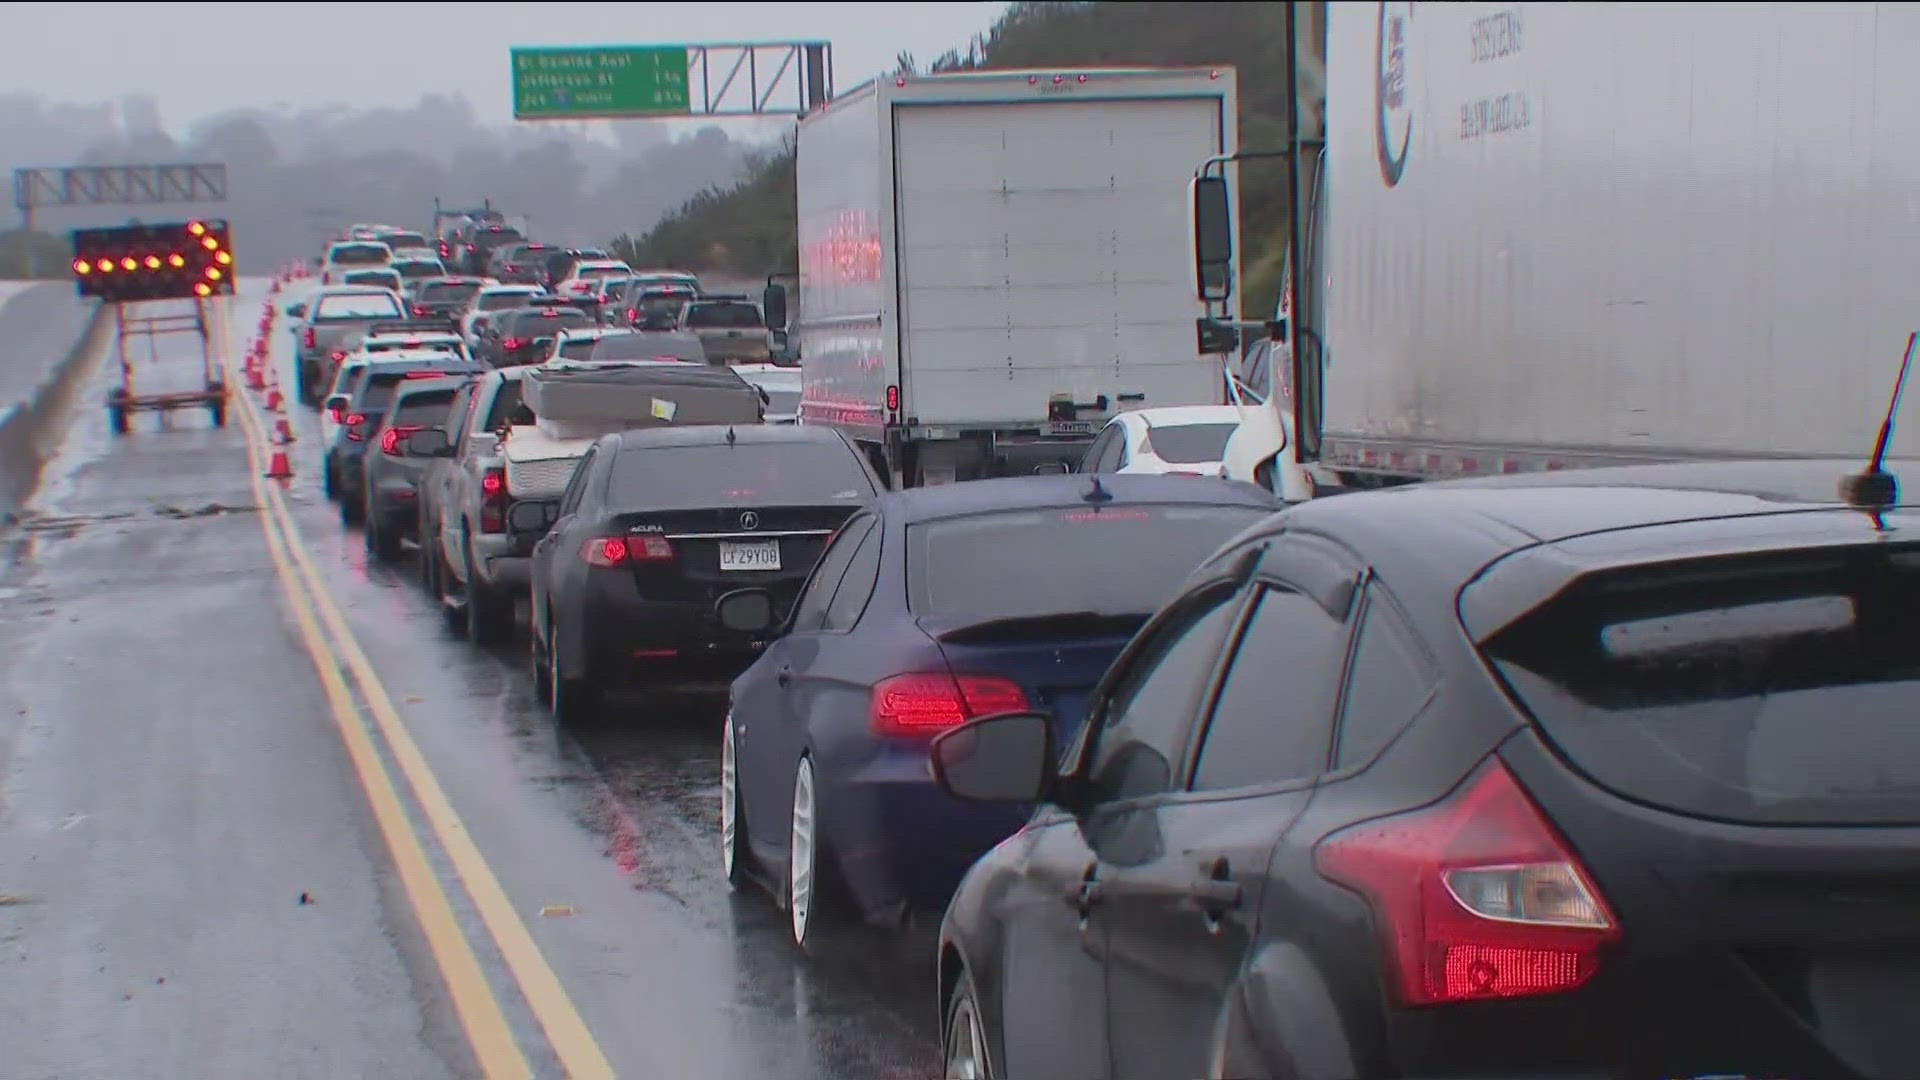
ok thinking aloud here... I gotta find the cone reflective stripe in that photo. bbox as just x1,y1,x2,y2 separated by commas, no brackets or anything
265,447,293,480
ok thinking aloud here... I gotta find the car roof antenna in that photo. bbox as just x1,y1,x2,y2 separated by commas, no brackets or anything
1840,330,1913,523
1084,475,1114,505
725,425,736,445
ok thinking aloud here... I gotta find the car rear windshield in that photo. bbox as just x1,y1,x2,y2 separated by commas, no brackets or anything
557,337,601,360
1144,422,1240,464
908,504,1272,620
1483,543,1920,825
685,302,763,329
345,272,400,289
329,244,389,266
575,264,626,279
391,386,459,426
477,290,538,312
474,227,523,245
502,308,593,335
393,261,442,279
482,381,525,430
419,281,482,302
377,232,427,249
315,293,403,319
359,369,471,410
608,442,873,508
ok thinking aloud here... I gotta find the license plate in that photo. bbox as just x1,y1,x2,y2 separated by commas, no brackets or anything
718,539,781,571
1047,420,1096,436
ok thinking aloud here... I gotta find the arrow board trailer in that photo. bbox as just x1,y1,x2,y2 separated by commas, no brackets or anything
796,67,1239,487
1316,1,1920,486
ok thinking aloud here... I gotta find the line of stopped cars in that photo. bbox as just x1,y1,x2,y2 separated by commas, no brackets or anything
280,221,1920,1079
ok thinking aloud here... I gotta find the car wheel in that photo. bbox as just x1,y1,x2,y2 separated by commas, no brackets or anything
787,754,844,949
322,458,337,501
366,510,402,562
462,544,511,647
944,976,993,1080
722,717,750,890
531,612,552,699
547,621,597,725
339,491,363,527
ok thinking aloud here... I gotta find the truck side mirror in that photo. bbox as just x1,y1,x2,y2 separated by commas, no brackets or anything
1189,174,1234,303
762,283,788,330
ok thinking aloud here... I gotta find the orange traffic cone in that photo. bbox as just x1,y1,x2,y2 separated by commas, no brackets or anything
274,416,296,444
246,358,266,392
265,447,293,480
265,387,283,412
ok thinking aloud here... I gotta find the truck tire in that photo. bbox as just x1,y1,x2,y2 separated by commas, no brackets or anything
463,545,513,648
108,406,129,436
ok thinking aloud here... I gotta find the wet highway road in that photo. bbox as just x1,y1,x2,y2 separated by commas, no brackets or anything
0,281,940,1079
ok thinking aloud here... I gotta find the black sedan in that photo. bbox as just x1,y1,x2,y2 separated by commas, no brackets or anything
930,457,1920,1080
712,473,1279,950
523,424,882,721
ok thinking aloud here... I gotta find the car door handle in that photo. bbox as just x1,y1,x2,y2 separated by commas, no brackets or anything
776,665,792,687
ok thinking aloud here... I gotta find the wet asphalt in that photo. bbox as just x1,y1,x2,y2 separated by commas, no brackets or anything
0,280,940,1079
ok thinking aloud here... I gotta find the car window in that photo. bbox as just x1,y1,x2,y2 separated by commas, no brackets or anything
1144,422,1240,465
1078,427,1116,473
685,302,764,329
477,290,539,312
441,382,475,436
822,524,883,632
1084,585,1243,804
480,379,525,432
608,442,873,508
391,387,459,427
559,448,597,517
328,243,389,266
420,281,483,303
907,504,1270,623
790,517,875,634
1333,586,1438,771
502,308,593,336
557,337,601,361
1096,429,1127,472
1191,585,1351,792
328,363,363,398
315,293,403,319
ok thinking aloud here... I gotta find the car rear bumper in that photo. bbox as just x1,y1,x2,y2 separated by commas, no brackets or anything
580,585,774,683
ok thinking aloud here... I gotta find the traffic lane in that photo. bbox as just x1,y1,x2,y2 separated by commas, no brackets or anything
0,282,96,413
0,294,464,1079
257,304,941,1078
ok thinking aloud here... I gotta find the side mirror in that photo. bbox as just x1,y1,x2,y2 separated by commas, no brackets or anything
324,394,350,413
506,500,558,533
1189,174,1234,302
715,587,777,634
404,429,453,457
286,302,308,319
1030,461,1070,475
762,283,788,330
930,711,1058,803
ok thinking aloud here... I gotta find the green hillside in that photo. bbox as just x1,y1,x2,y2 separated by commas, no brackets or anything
612,1,1315,316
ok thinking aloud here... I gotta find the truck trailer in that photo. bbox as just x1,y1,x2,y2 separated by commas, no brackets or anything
1218,1,1920,490
786,67,1240,487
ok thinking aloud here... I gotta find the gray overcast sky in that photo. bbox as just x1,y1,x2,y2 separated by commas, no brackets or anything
0,1,1009,130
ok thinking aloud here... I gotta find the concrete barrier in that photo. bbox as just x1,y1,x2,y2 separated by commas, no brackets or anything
0,299,110,521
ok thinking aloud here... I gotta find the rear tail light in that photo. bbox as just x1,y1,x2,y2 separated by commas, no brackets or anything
869,673,1029,738
502,337,524,351
303,327,316,348
331,351,346,362
579,534,672,567
413,305,428,316
380,424,422,456
327,403,345,423
343,413,369,441
479,467,508,533
625,308,638,322
1313,757,1620,1007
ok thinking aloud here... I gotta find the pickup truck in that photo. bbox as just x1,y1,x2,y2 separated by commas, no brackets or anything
410,367,537,645
286,287,408,406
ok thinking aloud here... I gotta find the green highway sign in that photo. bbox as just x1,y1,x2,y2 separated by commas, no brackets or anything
512,46,691,119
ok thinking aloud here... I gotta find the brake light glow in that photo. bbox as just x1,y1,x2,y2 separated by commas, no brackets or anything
1313,758,1620,1007
869,673,1029,738
502,337,524,351
343,413,368,441
380,424,422,456
327,403,345,423
413,306,428,316
303,327,317,348
479,467,508,533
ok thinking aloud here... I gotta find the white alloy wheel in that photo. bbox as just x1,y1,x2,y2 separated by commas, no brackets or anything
788,755,818,948
721,718,740,886
945,986,989,1079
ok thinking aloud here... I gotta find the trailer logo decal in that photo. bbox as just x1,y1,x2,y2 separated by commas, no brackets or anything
1376,1,1415,188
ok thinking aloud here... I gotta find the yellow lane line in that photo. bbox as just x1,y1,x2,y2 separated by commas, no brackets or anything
230,361,534,1078
228,333,616,1080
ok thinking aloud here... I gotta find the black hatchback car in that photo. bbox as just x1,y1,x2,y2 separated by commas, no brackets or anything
931,458,1920,1080
524,425,882,719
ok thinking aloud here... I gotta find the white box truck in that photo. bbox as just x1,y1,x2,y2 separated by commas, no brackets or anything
1217,1,1920,491
778,67,1239,487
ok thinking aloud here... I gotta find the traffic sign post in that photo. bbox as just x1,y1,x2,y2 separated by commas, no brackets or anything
512,47,691,119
